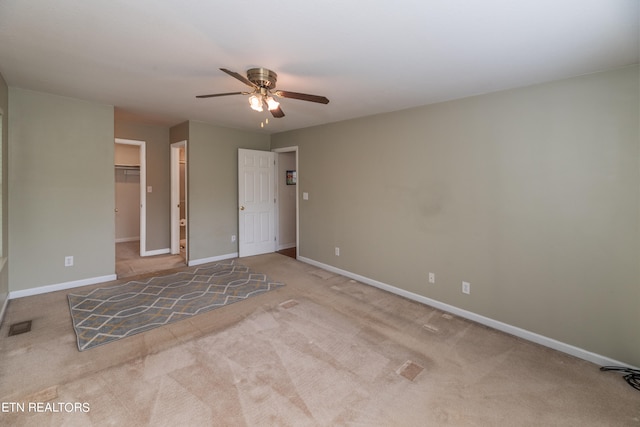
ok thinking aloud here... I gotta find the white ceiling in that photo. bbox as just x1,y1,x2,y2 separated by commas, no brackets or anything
0,1,637,134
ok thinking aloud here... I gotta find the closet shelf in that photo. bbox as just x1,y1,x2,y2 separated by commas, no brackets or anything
115,164,140,176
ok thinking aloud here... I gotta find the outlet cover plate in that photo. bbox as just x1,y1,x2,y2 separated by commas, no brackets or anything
462,281,470,294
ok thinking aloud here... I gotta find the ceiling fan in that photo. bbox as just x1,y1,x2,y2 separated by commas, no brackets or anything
196,68,329,118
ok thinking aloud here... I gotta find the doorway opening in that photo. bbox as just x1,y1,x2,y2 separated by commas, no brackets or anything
114,138,146,255
274,147,298,259
171,140,187,261
115,138,185,278
236,147,299,259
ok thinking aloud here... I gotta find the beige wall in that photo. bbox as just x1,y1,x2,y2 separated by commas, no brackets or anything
170,121,189,145
272,66,640,366
114,143,140,165
9,88,115,291
0,72,8,314
186,121,270,261
115,121,171,251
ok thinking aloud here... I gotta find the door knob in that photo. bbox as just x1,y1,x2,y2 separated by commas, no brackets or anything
240,206,245,211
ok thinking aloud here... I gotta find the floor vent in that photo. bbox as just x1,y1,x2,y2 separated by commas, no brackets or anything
8,320,32,336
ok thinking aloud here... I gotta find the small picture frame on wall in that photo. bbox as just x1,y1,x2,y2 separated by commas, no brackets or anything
286,170,297,185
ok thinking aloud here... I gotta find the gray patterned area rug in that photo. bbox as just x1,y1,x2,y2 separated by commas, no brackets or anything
68,260,284,351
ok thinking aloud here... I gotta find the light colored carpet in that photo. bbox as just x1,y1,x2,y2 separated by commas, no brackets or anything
1,253,638,426
116,241,185,279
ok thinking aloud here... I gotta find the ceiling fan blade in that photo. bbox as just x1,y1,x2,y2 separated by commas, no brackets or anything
274,90,329,104
270,106,285,118
196,92,244,99
220,68,258,88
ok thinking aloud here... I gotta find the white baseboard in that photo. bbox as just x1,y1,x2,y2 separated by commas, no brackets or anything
142,248,171,256
298,256,636,369
115,237,140,243
8,251,236,299
278,243,296,251
9,274,118,299
188,253,238,267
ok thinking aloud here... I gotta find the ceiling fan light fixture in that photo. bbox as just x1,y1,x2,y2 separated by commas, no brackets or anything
266,96,280,111
197,67,329,120
248,94,263,112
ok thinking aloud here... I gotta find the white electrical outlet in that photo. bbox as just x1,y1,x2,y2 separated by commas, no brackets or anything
65,256,74,267
335,247,340,256
428,272,435,284
231,235,236,242
462,281,471,294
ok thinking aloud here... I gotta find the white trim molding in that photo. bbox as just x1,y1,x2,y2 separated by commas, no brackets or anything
9,274,118,299
115,236,140,243
298,256,636,369
144,248,171,257
188,253,238,267
171,140,187,259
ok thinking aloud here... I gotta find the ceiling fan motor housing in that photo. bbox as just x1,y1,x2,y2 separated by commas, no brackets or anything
247,68,277,88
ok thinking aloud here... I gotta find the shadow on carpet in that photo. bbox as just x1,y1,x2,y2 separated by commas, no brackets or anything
68,260,284,351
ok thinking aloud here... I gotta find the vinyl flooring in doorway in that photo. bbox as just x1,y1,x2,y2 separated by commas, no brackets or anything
276,247,296,259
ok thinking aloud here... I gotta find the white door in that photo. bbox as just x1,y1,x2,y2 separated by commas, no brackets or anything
238,149,276,257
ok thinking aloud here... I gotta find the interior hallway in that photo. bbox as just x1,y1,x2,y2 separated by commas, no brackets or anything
0,253,637,426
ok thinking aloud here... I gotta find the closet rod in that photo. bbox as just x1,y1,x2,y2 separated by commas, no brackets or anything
115,164,140,170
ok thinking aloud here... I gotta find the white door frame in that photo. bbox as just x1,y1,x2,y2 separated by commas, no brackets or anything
272,146,299,257
115,138,147,256
171,140,187,257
